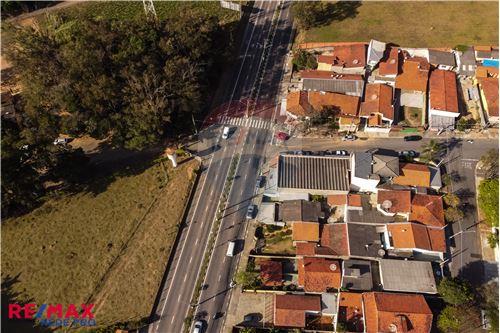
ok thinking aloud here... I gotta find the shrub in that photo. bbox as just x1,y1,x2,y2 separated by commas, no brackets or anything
488,232,499,249
438,278,474,305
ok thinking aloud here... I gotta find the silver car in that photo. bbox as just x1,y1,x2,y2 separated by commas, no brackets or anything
192,321,203,333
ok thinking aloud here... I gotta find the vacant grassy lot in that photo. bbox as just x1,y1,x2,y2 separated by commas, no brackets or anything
55,1,239,24
300,1,499,47
2,156,199,328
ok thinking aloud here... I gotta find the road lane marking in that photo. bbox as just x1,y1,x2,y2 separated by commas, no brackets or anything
171,315,175,324
218,275,222,282
184,275,188,282
190,256,193,263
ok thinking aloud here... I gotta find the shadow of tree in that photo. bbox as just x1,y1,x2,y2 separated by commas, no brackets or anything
458,260,498,286
315,1,361,27
1,275,50,333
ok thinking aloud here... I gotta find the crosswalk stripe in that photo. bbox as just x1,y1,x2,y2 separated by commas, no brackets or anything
217,116,272,130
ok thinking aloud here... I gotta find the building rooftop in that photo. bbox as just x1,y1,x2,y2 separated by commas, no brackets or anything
429,69,459,113
347,223,385,258
292,222,320,242
278,154,350,193
410,193,445,228
478,77,499,117
353,152,373,179
260,260,283,287
395,57,430,92
280,200,323,222
319,223,349,256
379,259,437,294
379,47,400,76
308,91,360,116
377,189,412,214
360,84,395,121
298,257,342,292
458,47,477,76
327,194,348,206
393,163,431,188
302,73,365,96
342,259,373,291
363,292,433,333
428,49,456,67
338,292,364,332
319,44,367,68
274,294,321,328
321,293,339,316
368,39,387,65
372,150,400,178
388,222,446,252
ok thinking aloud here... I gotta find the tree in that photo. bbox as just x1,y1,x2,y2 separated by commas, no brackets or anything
291,1,326,30
443,193,460,208
234,270,259,288
442,174,452,187
239,328,257,333
292,50,317,71
487,232,499,249
420,139,443,162
444,207,464,223
480,149,499,179
478,179,499,227
438,278,474,305
437,305,480,332
456,117,476,132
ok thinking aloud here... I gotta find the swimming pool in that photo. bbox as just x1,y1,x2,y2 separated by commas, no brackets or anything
483,59,499,68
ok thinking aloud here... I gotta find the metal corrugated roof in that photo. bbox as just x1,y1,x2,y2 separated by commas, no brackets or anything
277,154,350,191
303,78,364,96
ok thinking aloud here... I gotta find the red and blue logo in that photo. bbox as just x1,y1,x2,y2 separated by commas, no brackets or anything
8,303,96,327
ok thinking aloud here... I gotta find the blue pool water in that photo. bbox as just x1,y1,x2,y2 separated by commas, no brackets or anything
483,59,499,68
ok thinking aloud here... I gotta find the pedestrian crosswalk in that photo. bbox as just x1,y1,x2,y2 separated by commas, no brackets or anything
220,116,273,130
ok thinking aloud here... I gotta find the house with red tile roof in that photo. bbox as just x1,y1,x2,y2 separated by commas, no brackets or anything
385,222,446,259
371,47,401,86
338,292,364,332
292,222,320,243
285,91,360,120
360,83,395,130
260,260,283,287
298,257,342,292
362,292,433,333
274,294,321,328
317,44,367,74
478,77,499,125
319,223,349,257
376,189,411,218
410,193,445,228
428,69,460,130
393,163,431,188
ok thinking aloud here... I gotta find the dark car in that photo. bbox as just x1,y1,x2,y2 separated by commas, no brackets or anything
275,131,289,141
399,150,419,158
404,135,423,142
246,205,255,219
256,175,265,188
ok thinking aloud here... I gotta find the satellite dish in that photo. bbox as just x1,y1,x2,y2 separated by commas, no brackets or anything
389,59,396,64
371,94,378,100
378,249,386,257
382,200,393,210
388,324,397,333
329,264,337,271
353,59,359,64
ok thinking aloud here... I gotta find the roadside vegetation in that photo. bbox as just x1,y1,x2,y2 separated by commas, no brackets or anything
2,155,199,330
293,1,498,47
478,149,499,250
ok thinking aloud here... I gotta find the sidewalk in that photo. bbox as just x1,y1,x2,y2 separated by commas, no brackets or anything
475,163,499,282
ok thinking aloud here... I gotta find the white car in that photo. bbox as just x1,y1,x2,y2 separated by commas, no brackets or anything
53,138,70,145
222,126,230,139
192,320,203,333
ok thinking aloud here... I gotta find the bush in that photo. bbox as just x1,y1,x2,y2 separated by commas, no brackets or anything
292,50,317,71
265,224,282,233
479,179,499,227
437,305,480,332
445,207,464,223
488,232,499,249
443,193,460,208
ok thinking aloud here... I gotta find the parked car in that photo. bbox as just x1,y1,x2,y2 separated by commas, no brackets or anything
342,134,357,141
192,321,203,333
246,205,255,219
399,150,419,158
467,139,474,144
222,126,230,139
275,131,289,141
403,135,422,142
334,150,348,156
255,176,265,188
53,137,70,145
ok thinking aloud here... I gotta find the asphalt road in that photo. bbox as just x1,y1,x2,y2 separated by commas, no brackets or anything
150,2,292,333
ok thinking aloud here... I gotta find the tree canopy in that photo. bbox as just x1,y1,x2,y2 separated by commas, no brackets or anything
437,278,474,305
478,178,499,227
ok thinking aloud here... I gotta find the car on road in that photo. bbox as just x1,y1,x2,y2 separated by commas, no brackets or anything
246,205,256,219
403,135,422,142
212,312,224,320
342,134,357,141
256,176,265,188
192,320,203,333
334,150,348,156
399,150,419,158
467,139,474,144
222,126,230,139
275,131,289,141
226,241,236,257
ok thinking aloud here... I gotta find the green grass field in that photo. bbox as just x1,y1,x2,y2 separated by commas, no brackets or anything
55,1,239,24
1,156,199,329
300,1,499,47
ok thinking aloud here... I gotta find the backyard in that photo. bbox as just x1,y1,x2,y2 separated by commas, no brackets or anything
261,225,295,255
1,155,199,329
401,106,424,128
298,1,499,47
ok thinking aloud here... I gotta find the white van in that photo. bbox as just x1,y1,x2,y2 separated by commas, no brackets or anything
226,241,236,257
222,126,230,139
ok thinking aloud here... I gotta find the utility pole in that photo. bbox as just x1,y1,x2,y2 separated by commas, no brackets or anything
143,0,157,21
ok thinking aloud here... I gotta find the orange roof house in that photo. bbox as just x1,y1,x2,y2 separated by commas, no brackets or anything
317,44,367,70
286,91,311,117
339,292,364,332
260,260,283,286
298,257,342,292
286,91,360,118
348,193,363,207
363,292,433,333
429,69,459,113
387,222,446,253
360,83,395,122
410,193,445,228
395,57,430,92
393,163,431,187
377,189,412,214
292,222,320,242
327,194,348,206
478,77,499,122
274,294,321,328
379,48,401,77
320,223,349,256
